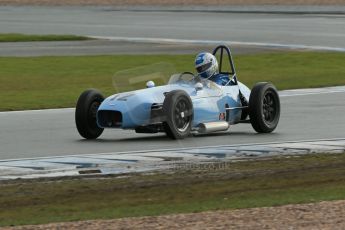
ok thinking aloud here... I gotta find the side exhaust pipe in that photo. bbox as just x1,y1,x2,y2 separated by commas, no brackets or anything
197,121,229,133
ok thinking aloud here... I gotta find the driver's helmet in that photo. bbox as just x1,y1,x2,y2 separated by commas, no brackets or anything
195,52,219,79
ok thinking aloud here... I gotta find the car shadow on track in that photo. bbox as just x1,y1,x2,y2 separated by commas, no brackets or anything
75,131,275,143
78,134,170,142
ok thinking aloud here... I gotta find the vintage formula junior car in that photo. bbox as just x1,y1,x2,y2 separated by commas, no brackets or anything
75,45,280,139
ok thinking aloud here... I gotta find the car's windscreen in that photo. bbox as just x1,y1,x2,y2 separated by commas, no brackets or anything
168,73,197,85
112,62,176,93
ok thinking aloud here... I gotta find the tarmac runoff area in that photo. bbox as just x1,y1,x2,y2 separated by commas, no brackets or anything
0,86,345,180
0,6,345,52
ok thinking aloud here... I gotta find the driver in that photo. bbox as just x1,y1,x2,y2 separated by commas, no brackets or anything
195,52,230,86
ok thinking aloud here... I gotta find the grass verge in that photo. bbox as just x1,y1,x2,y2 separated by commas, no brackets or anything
0,51,345,111
0,153,345,226
0,33,91,42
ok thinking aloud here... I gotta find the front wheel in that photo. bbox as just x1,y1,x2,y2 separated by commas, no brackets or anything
163,90,193,139
75,89,104,139
249,82,280,133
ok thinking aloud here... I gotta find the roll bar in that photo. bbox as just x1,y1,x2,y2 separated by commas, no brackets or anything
212,45,238,85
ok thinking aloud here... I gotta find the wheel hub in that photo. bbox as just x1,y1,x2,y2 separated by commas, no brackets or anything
174,100,190,132
263,92,276,123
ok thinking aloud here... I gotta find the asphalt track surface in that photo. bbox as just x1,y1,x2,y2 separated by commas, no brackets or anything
0,6,345,49
1,87,345,160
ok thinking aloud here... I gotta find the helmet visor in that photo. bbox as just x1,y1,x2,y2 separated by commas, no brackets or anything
196,62,212,74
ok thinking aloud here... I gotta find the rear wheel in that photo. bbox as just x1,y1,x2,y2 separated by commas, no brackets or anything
249,82,280,133
163,90,193,139
75,89,104,139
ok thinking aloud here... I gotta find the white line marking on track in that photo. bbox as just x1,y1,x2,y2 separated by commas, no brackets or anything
0,108,74,114
279,86,345,97
89,36,345,52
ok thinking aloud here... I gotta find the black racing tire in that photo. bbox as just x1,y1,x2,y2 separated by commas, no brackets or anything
75,89,104,139
163,90,193,139
249,82,280,133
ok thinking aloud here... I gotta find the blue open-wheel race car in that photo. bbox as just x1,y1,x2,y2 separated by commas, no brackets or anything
75,45,280,139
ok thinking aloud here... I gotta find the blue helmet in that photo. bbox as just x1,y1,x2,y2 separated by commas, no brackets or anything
195,52,219,79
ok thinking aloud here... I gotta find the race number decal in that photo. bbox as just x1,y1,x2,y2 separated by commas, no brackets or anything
219,112,226,120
